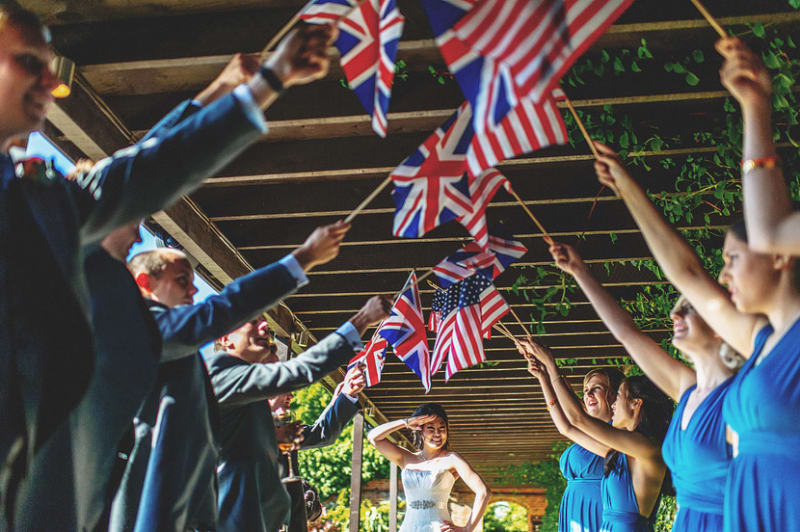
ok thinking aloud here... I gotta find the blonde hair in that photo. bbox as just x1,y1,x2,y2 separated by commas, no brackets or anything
127,248,189,278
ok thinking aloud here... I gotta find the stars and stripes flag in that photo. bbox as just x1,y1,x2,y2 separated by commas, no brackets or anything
453,0,634,105
300,0,405,137
421,0,568,178
429,273,509,380
433,225,527,287
348,327,388,387
378,272,432,392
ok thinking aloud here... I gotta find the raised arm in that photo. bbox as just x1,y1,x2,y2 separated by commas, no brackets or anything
549,242,694,400
522,351,610,457
519,339,661,464
366,416,436,468
593,141,760,356
716,37,798,254
446,453,491,532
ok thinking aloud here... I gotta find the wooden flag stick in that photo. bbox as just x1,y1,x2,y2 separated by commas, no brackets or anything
506,187,554,245
344,175,392,224
493,323,516,342
689,0,727,38
562,93,600,159
508,306,530,338
392,268,436,302
261,0,372,57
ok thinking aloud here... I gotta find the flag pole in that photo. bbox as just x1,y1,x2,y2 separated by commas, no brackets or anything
344,175,392,224
260,0,372,57
561,93,600,159
506,187,554,245
689,0,727,38
391,268,435,303
507,307,530,338
425,279,519,341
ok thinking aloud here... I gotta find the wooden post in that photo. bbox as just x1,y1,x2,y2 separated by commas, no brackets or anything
389,461,398,532
349,412,365,532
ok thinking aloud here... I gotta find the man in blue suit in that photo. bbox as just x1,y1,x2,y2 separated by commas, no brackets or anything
109,220,361,532
208,299,389,532
0,3,336,528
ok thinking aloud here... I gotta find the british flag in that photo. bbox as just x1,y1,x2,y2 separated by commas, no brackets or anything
391,105,516,247
429,273,509,380
434,225,527,287
301,0,405,137
378,273,432,392
348,327,388,387
421,0,568,178
453,0,633,105
390,103,474,239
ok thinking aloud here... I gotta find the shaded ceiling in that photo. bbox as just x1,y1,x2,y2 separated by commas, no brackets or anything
30,0,800,477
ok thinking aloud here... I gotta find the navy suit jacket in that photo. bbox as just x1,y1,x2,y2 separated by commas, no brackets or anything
110,259,301,532
4,92,264,530
207,336,359,532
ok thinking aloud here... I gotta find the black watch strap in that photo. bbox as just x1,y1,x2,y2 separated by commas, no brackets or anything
259,65,285,94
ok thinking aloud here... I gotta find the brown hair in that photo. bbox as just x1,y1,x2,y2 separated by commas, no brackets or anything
0,3,50,43
127,248,189,278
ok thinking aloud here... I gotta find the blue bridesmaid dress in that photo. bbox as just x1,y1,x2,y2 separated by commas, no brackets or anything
661,381,732,531
722,320,800,531
599,454,655,532
559,443,604,532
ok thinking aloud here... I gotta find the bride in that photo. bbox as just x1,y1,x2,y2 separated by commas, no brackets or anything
367,404,490,532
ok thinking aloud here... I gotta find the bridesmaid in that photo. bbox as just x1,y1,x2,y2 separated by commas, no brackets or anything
519,340,672,532
557,367,623,532
592,137,800,530
548,242,736,530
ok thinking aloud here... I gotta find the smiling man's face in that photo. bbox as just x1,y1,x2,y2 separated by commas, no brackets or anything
0,18,58,150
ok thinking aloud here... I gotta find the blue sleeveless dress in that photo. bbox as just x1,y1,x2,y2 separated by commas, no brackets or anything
662,382,732,531
559,443,604,532
722,320,800,531
600,454,655,532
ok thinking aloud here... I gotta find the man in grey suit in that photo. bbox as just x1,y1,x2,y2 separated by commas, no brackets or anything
110,220,352,532
208,298,390,532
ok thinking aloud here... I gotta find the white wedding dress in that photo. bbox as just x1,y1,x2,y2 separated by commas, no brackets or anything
399,468,456,532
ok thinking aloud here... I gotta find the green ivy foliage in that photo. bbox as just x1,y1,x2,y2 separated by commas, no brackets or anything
483,501,529,532
294,382,390,501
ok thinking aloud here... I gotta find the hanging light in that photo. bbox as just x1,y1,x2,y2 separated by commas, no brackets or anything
51,56,75,98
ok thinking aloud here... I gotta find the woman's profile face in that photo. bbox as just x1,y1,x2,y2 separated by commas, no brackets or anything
420,416,448,450
670,296,716,353
583,374,613,421
719,232,778,314
611,380,640,430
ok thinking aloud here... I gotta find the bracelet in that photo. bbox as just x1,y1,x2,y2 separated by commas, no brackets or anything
741,156,780,175
259,64,285,94
546,398,556,410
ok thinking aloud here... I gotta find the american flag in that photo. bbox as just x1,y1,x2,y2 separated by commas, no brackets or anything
453,0,633,104
430,274,509,380
300,0,405,137
378,273,432,392
434,225,527,287
421,0,568,178
348,327,388,387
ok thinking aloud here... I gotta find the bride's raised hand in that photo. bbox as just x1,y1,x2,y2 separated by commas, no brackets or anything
439,522,467,532
406,414,438,431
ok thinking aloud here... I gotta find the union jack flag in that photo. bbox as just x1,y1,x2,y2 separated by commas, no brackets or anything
390,103,474,239
434,225,527,287
301,0,405,137
429,273,509,380
421,0,568,178
453,0,633,104
348,327,388,387
456,168,511,248
378,273,432,392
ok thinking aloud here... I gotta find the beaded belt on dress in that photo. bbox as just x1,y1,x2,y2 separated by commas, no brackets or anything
408,500,446,510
